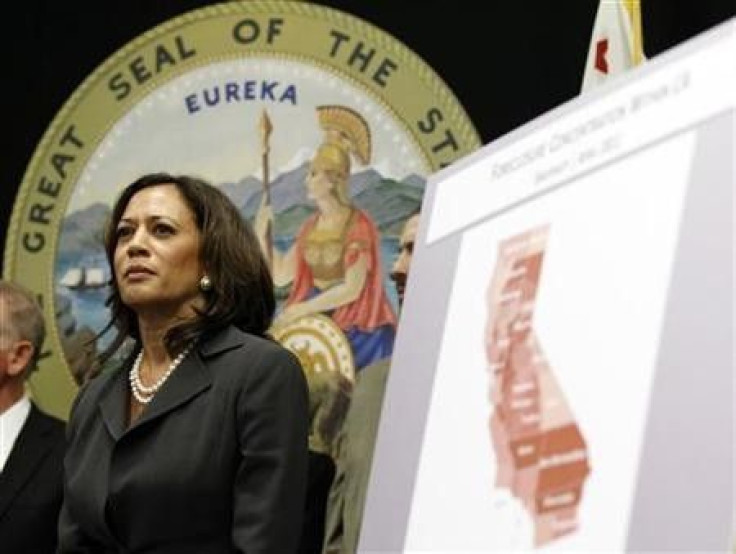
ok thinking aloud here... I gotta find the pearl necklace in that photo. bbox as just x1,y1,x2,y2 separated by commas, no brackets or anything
129,345,192,404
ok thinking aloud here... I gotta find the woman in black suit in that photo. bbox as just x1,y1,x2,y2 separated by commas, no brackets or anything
58,173,309,553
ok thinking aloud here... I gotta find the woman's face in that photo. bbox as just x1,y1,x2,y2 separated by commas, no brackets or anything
305,166,335,202
113,184,205,318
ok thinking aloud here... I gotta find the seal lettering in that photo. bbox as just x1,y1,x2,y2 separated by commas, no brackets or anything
232,17,285,45
417,107,460,167
327,29,398,87
108,34,198,101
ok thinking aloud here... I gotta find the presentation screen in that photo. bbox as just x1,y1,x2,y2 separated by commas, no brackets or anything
360,19,734,553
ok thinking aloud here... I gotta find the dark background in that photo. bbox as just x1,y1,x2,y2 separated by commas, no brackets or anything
3,0,734,274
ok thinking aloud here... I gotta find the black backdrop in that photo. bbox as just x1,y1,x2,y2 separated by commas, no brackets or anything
3,0,733,274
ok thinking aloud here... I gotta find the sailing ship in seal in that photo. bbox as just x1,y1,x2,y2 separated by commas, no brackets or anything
59,266,107,289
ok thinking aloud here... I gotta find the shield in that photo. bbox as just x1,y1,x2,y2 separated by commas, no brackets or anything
272,314,355,456
271,313,355,383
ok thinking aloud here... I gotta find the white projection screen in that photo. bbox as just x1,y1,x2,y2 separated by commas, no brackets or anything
360,19,734,554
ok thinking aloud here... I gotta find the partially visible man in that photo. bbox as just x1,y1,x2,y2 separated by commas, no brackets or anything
388,211,419,307
0,280,65,554
323,211,420,554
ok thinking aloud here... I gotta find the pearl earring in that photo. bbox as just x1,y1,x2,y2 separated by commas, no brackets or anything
199,275,213,292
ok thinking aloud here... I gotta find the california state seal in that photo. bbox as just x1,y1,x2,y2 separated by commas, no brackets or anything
4,1,480,419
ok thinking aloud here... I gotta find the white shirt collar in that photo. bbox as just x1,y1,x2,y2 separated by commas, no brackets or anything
0,395,32,471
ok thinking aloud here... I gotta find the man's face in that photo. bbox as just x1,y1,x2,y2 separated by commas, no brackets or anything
0,299,10,382
0,297,29,384
390,214,420,307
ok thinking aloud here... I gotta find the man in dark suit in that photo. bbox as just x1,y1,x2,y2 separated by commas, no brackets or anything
0,280,65,554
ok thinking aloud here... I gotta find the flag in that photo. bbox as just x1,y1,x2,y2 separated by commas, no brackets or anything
581,0,646,92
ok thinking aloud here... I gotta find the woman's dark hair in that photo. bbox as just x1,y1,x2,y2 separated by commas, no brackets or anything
97,173,275,368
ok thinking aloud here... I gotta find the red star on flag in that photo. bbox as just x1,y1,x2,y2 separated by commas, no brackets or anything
581,1,646,92
595,38,609,74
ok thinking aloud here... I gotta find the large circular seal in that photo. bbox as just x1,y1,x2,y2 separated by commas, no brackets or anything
4,1,480,419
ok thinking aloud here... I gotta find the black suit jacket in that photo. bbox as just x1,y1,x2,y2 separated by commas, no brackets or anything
58,326,309,553
0,403,65,554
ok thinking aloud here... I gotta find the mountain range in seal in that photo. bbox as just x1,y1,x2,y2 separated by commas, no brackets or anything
59,164,425,259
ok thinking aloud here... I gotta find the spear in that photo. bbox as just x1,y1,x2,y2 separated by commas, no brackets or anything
259,109,273,268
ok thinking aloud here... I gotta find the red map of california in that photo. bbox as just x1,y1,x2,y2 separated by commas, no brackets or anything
485,226,591,546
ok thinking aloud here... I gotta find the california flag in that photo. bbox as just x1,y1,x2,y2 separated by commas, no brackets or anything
581,0,646,92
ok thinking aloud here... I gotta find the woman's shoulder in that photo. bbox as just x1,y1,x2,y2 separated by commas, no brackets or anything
69,366,123,418
200,326,306,396
348,208,379,235
199,325,301,370
296,212,320,236
352,207,373,223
